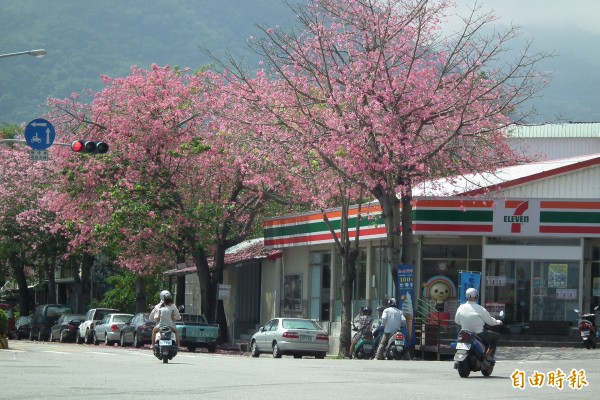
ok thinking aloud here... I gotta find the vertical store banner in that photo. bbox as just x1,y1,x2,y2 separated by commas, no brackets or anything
459,271,481,304
396,265,415,346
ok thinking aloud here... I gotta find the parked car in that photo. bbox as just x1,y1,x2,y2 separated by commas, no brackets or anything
15,315,32,340
49,314,86,343
29,304,73,341
119,312,156,348
93,313,134,346
76,308,119,344
249,318,329,359
174,313,219,353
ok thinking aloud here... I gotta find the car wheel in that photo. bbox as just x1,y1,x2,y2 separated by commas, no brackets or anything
29,330,35,341
16,331,22,340
93,332,100,346
105,334,111,346
315,352,326,359
120,334,127,347
272,342,282,358
38,330,45,342
50,331,55,342
207,344,217,353
76,331,84,344
133,333,141,348
250,341,260,358
187,346,197,352
293,354,302,359
86,329,93,345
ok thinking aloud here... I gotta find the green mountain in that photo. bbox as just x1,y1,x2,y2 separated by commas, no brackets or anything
0,0,297,124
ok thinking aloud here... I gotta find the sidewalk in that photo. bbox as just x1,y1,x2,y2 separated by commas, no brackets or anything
497,346,600,361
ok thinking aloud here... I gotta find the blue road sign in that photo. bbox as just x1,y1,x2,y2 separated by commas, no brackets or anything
25,118,55,150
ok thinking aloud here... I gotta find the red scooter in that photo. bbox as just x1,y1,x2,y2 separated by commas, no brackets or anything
574,306,599,350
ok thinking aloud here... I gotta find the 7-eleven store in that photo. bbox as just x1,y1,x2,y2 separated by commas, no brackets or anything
263,155,600,344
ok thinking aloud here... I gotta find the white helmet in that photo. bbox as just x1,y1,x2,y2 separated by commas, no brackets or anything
160,290,171,301
466,288,478,299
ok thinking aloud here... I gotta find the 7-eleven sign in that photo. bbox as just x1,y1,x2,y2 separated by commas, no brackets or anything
493,200,540,235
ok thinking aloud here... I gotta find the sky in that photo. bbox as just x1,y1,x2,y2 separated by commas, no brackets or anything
456,0,600,123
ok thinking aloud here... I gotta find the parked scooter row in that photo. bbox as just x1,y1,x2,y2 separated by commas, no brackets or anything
574,306,599,350
351,304,409,360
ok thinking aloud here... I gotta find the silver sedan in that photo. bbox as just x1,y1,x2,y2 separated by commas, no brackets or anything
250,318,329,359
93,313,134,346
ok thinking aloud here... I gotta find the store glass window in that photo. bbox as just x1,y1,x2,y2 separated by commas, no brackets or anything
531,261,579,322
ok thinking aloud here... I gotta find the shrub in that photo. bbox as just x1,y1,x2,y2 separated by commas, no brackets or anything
0,309,7,334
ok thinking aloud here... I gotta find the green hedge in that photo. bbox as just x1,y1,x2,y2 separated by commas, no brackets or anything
0,309,7,334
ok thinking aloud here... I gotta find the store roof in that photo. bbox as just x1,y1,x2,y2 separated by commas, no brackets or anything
413,153,600,197
164,238,281,276
506,122,600,138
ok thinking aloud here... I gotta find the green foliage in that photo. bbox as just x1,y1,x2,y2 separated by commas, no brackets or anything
0,0,298,124
94,270,164,313
0,309,7,334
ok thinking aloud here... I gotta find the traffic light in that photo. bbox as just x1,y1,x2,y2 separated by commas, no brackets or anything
71,140,109,154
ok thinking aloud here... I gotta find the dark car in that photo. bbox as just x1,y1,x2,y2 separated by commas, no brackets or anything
29,304,73,341
15,316,32,340
49,314,86,343
119,312,156,348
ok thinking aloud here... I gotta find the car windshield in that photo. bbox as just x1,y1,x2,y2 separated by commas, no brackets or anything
47,306,73,317
113,315,132,323
282,319,321,330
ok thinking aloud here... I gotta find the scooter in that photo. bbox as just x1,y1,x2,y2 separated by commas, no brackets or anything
453,311,503,378
384,328,408,360
352,329,375,359
575,306,599,350
153,326,178,363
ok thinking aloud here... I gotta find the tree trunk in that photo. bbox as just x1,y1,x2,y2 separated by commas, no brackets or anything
11,252,30,316
135,276,147,312
339,248,357,358
44,256,56,304
77,253,93,312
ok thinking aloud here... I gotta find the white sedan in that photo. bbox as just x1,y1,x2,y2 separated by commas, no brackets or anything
93,313,134,346
250,318,329,359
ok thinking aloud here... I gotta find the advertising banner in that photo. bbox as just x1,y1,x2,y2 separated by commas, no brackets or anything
459,271,481,304
396,264,415,347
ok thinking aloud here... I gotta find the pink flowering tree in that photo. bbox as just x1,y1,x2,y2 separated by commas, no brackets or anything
0,139,62,316
234,0,549,277
47,66,289,339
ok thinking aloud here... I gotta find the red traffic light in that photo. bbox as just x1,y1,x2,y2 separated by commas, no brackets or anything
71,140,109,154
71,140,85,152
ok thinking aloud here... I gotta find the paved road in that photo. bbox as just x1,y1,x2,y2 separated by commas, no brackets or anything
2,341,598,399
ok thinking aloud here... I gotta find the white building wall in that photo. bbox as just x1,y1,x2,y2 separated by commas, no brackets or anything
511,138,600,161
497,165,600,198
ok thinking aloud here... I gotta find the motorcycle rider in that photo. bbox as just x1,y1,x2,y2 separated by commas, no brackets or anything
348,306,373,358
150,290,181,347
375,298,406,360
454,288,502,360
372,305,386,350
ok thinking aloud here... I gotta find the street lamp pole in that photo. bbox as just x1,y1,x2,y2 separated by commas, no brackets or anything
0,49,46,59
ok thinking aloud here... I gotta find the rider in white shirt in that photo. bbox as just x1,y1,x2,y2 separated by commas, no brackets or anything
150,290,181,346
375,298,406,360
454,288,502,359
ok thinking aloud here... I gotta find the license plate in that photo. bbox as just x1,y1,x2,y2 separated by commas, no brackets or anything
299,335,313,342
394,340,404,346
159,340,172,346
363,345,372,351
456,342,471,350
582,330,590,337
